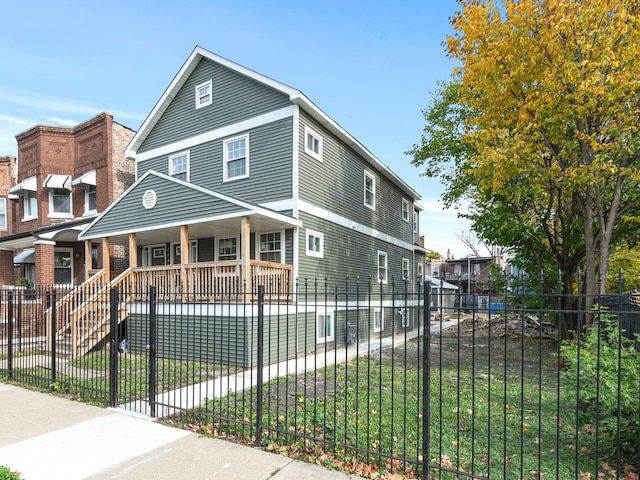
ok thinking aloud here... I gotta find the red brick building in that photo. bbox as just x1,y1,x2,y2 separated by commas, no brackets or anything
0,112,135,287
0,155,18,285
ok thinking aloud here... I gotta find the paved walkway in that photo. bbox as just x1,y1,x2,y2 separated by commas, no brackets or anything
0,383,364,480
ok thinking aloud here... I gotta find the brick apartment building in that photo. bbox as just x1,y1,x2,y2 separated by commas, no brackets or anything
0,112,135,287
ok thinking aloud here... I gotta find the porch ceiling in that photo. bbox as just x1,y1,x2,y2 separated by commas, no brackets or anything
102,213,297,246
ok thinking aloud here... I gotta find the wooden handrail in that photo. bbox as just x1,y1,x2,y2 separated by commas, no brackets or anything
49,260,293,358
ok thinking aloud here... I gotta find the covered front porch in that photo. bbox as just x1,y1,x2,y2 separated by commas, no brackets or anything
78,171,302,302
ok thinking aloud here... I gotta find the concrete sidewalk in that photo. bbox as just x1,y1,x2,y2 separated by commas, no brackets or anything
0,383,364,480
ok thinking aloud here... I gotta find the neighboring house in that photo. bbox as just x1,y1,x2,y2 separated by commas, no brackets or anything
430,254,503,310
67,46,426,360
0,156,18,286
0,113,135,287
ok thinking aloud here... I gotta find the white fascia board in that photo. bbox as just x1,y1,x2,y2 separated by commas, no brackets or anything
126,46,301,159
291,93,421,201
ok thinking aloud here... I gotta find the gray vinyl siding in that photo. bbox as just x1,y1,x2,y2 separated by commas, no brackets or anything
297,112,415,243
297,211,414,286
83,174,247,238
139,58,292,154
137,117,294,205
127,311,298,368
293,305,418,351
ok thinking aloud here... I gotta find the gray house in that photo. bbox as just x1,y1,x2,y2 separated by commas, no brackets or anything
63,46,425,361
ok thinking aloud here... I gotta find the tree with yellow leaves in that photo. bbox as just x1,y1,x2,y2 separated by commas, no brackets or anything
411,1,640,319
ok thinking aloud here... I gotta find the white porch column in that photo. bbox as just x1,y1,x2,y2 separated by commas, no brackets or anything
241,216,251,300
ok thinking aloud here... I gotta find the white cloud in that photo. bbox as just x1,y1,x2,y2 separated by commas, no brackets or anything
0,115,34,128
0,86,145,122
41,116,79,127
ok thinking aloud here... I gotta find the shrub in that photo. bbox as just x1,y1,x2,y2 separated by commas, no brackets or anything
0,466,23,480
560,310,640,465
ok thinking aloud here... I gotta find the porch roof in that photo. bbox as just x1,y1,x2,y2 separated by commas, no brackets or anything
0,218,94,251
78,170,301,246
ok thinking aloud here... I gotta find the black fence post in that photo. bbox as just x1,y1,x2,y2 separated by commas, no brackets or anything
256,284,265,446
422,279,431,479
148,285,157,418
7,291,13,380
50,289,57,386
109,286,119,408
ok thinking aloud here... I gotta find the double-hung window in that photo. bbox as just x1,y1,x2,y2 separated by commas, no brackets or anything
417,263,424,283
0,198,6,230
304,126,323,161
316,309,334,343
44,174,72,218
49,189,72,217
72,170,97,215
402,199,410,222
217,237,238,261
224,135,249,182
86,184,97,213
169,151,189,181
259,232,281,262
24,190,37,220
402,258,410,281
364,171,376,210
306,229,324,258
377,251,387,284
195,80,212,109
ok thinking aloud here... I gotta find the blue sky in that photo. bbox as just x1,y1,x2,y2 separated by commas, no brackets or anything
0,0,473,259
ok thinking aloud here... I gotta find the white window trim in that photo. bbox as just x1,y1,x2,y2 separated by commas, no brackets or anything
402,198,410,222
256,230,284,263
22,190,37,222
47,189,73,219
417,263,424,283
84,184,97,216
304,125,323,161
364,171,376,210
413,211,418,234
223,134,250,182
215,236,240,261
171,240,197,264
0,197,6,230
169,151,190,181
316,308,335,343
373,307,384,333
141,244,166,267
402,257,410,281
54,248,74,286
377,250,388,284
305,229,324,258
195,79,213,109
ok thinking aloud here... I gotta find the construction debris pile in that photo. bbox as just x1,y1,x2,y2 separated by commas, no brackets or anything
477,314,556,338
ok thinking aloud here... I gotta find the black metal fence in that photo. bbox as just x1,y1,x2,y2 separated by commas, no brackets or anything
0,278,638,479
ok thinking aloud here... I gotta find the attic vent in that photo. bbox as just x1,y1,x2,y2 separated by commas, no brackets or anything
142,189,157,210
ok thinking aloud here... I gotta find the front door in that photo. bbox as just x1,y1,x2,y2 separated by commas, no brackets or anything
141,245,166,267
